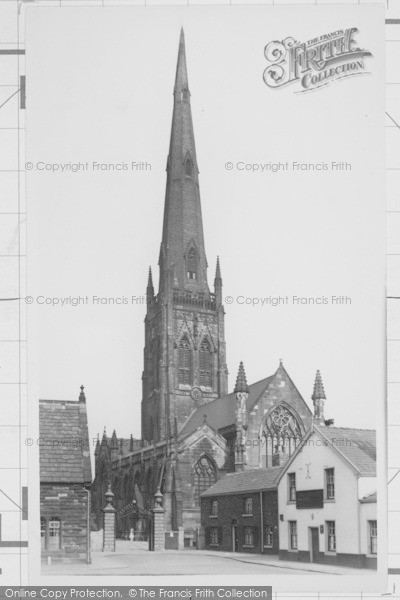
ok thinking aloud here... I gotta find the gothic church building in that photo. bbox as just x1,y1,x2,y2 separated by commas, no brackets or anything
92,30,324,548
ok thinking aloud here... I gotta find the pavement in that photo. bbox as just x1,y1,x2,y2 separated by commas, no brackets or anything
42,541,377,577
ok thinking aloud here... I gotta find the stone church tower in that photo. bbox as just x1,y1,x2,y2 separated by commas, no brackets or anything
92,30,323,546
141,30,229,443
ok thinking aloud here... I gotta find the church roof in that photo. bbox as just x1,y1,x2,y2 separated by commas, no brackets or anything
201,467,282,497
39,397,92,484
101,435,140,457
318,426,376,477
179,374,275,436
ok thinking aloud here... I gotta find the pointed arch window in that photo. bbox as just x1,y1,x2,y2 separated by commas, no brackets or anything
178,337,192,385
263,405,303,467
193,455,216,507
186,247,197,280
199,338,212,387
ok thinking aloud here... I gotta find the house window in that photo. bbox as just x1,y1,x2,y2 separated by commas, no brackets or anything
186,248,197,280
288,473,296,502
369,520,377,554
178,337,192,385
326,520,336,552
210,527,219,545
211,500,218,517
193,456,216,508
244,527,255,547
48,517,61,550
244,497,253,515
289,521,297,550
264,525,274,548
199,339,212,387
325,468,335,500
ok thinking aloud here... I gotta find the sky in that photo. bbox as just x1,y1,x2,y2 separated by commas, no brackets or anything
25,4,385,450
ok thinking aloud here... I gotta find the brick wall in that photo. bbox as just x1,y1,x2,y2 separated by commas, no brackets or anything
40,483,89,563
201,490,278,554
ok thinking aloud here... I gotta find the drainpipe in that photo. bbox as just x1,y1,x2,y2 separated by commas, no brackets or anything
260,491,264,554
84,487,91,564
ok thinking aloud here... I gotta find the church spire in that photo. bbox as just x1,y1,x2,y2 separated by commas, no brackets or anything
159,29,209,295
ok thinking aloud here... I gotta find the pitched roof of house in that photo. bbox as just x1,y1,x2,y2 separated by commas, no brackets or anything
39,398,92,484
201,467,282,497
179,375,275,436
360,491,377,503
318,426,376,477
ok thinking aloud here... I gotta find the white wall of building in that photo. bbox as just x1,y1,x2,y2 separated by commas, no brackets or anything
278,431,375,557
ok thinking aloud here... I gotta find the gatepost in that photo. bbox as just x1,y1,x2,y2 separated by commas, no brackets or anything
150,488,165,551
102,483,116,552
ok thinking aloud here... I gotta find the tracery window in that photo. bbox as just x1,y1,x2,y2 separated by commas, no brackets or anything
193,455,216,507
263,405,302,467
199,338,212,387
178,337,192,385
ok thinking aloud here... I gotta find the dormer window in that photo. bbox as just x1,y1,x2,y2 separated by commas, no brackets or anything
186,247,197,280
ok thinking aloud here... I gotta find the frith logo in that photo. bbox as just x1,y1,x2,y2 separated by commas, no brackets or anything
263,28,372,92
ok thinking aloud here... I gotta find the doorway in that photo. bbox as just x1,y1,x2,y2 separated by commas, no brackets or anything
309,527,319,563
232,525,239,552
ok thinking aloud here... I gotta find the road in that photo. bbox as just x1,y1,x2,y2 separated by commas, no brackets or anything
41,541,376,577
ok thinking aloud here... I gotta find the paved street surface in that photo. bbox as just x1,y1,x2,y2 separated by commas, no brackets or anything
42,541,377,577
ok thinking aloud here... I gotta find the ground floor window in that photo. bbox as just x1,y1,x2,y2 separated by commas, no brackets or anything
369,520,377,554
41,516,61,551
264,525,274,548
289,521,297,550
40,517,46,550
326,520,336,552
244,527,255,547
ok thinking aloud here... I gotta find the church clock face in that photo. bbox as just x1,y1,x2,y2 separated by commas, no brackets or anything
190,386,202,401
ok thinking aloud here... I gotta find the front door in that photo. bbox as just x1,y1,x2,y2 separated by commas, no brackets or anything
232,525,239,552
310,527,319,563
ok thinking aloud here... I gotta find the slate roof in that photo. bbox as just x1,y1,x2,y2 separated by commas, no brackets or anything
201,467,282,497
360,491,377,503
318,426,376,477
39,399,92,484
180,375,274,436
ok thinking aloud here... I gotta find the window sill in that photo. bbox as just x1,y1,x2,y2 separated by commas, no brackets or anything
264,545,273,549
286,500,296,505
209,543,219,547
324,498,335,503
209,515,218,519
242,514,253,518
325,551,337,556
366,553,377,558
243,545,255,549
287,548,298,553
